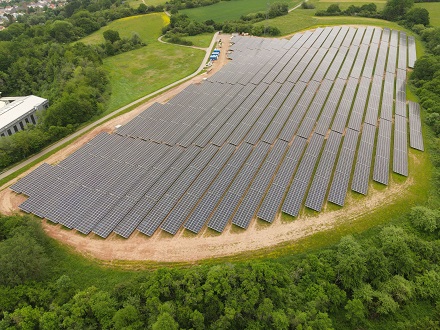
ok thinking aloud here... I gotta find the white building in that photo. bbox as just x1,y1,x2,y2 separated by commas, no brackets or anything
0,95,48,137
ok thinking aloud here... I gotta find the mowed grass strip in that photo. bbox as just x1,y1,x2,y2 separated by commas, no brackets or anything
181,0,301,23
78,13,205,114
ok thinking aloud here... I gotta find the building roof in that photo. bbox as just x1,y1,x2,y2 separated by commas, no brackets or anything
0,95,47,131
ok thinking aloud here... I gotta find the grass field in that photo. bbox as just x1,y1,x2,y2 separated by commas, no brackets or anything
127,0,166,8
79,13,205,113
180,32,215,48
181,0,302,22
415,2,440,27
80,13,168,45
103,45,204,112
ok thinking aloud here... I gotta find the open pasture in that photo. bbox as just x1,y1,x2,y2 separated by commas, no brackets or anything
12,26,424,242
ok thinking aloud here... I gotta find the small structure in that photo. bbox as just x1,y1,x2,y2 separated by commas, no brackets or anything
0,95,49,137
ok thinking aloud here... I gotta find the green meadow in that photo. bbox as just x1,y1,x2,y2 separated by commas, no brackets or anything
79,13,206,113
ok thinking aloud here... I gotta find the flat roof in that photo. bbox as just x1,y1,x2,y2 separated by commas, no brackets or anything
0,95,47,131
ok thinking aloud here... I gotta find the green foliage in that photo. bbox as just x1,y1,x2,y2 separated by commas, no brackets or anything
0,27,110,170
335,236,367,290
301,1,315,10
103,29,121,43
267,3,289,19
1,206,440,328
316,3,380,18
383,0,414,21
410,206,440,232
405,7,430,26
165,0,221,11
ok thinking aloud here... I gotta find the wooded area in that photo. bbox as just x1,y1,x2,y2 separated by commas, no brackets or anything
0,204,439,329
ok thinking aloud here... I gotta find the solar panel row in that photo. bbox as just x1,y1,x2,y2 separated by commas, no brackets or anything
327,129,359,206
282,134,325,217
408,101,424,151
373,119,392,185
305,131,342,211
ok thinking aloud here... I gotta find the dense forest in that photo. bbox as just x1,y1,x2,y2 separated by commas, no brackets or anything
0,204,439,329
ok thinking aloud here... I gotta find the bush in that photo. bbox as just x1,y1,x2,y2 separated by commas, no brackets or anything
301,1,315,9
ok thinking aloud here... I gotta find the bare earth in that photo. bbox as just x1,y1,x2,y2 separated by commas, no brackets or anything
0,34,414,263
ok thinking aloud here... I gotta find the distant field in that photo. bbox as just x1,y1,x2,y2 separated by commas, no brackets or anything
79,13,205,114
263,0,405,36
127,0,166,8
415,2,440,27
80,13,168,45
181,0,302,22
320,0,385,2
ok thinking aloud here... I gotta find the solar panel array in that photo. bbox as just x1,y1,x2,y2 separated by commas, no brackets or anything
11,27,424,238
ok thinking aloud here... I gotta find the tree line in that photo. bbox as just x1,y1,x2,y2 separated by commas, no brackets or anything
162,2,288,46
316,0,430,27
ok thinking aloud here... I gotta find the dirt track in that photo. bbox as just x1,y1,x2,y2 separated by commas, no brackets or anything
0,34,414,263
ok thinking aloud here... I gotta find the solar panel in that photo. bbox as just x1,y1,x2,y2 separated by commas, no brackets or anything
305,132,342,211
408,101,424,151
11,29,424,240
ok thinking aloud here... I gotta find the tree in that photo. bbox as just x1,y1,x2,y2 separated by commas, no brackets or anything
268,3,289,18
49,20,76,43
345,299,367,327
335,235,367,290
327,4,341,14
137,3,148,13
103,29,121,44
112,305,143,329
0,229,49,286
411,55,440,83
379,226,415,276
405,7,430,27
409,206,439,233
152,312,179,330
382,0,413,21
415,270,440,301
